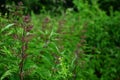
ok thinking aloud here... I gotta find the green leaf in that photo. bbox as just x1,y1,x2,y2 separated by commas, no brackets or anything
0,69,16,80
1,23,14,33
24,59,38,70
1,46,12,57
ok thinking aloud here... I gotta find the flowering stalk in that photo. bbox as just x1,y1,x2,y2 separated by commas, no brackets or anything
10,2,33,80
72,22,88,79
19,15,33,80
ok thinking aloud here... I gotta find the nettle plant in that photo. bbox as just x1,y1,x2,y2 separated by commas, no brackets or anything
0,2,34,80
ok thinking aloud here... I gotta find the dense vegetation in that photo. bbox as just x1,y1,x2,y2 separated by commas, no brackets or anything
0,0,120,80
1,0,120,15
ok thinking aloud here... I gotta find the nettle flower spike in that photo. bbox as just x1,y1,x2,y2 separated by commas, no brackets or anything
44,17,50,23
23,15,31,23
26,25,33,32
18,1,23,6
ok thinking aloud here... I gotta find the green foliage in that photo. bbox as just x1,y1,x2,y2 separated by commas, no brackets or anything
0,1,120,80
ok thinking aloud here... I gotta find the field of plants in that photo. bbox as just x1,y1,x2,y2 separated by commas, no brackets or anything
0,0,120,80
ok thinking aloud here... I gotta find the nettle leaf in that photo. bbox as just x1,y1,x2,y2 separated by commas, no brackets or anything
36,67,51,79
24,59,38,70
41,54,52,66
1,23,14,33
0,70,12,80
0,68,17,80
1,46,12,57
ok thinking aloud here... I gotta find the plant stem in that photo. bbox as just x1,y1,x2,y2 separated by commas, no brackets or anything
19,26,26,80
